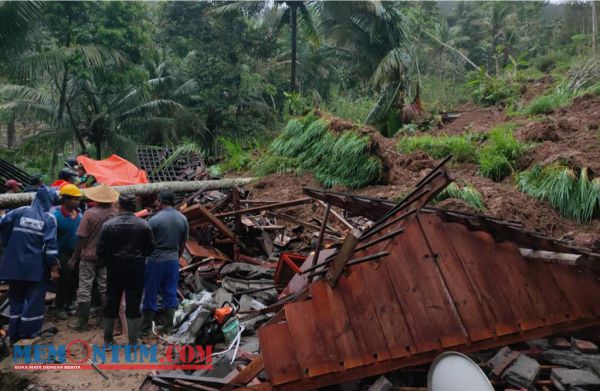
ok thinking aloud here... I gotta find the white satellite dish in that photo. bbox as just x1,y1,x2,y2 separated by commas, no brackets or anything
428,351,494,391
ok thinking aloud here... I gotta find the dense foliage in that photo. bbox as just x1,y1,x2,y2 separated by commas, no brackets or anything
255,115,383,188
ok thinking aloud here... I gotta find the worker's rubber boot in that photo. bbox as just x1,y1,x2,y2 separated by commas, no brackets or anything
73,302,91,331
163,308,177,334
139,310,153,337
102,318,115,345
126,318,142,346
99,293,107,319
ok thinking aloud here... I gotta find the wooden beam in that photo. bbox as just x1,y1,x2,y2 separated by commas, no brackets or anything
326,230,360,287
316,200,354,230
215,198,312,218
312,203,331,274
185,203,236,241
268,212,340,236
519,248,581,266
231,188,242,234
222,356,265,391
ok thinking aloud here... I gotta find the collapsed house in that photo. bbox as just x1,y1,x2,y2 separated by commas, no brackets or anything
139,158,600,390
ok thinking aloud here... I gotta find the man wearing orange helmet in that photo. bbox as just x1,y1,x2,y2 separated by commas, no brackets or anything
51,184,83,320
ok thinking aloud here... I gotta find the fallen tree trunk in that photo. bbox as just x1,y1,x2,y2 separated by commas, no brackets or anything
0,178,257,209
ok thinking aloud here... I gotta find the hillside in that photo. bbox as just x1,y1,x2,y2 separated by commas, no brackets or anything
244,91,600,249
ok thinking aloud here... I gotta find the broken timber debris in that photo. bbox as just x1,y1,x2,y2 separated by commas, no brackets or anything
131,157,600,391
254,159,600,390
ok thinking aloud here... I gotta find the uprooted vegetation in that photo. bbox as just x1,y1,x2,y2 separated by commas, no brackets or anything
397,123,525,182
434,182,485,212
518,164,600,223
254,114,383,188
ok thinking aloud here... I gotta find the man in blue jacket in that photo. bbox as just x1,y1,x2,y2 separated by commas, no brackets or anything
0,186,59,343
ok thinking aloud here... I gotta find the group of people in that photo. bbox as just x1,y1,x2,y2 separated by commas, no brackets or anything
0,174,189,346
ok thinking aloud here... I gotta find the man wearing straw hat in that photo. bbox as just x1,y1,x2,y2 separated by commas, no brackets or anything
68,184,118,330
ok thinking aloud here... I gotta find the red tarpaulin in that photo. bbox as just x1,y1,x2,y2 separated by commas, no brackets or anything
77,154,149,186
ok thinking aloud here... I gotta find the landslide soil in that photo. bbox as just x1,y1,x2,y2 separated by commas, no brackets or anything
248,94,600,248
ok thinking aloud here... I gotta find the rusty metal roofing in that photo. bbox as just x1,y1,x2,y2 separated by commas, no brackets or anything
0,158,34,193
137,146,205,183
257,160,600,390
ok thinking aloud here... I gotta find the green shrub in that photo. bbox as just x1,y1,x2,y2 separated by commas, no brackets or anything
478,148,512,181
534,52,570,73
255,115,383,188
217,138,252,172
434,182,485,211
476,123,524,181
523,94,565,115
397,134,478,163
466,69,518,107
517,164,600,223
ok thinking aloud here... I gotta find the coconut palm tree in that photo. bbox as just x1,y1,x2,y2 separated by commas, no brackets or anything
214,1,318,93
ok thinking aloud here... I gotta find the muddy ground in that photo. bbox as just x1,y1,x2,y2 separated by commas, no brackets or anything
249,94,600,249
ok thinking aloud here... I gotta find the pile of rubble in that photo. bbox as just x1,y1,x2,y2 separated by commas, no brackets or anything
137,159,600,391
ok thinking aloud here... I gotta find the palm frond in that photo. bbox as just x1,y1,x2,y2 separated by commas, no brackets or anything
119,99,182,119
12,45,127,81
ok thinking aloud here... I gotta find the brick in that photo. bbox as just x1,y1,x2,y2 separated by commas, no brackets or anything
571,338,599,354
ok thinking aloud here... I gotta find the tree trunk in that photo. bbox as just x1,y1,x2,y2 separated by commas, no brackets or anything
95,136,102,160
7,115,15,149
290,3,298,93
593,0,598,55
0,177,258,209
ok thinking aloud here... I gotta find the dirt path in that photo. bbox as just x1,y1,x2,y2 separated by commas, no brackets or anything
1,317,156,391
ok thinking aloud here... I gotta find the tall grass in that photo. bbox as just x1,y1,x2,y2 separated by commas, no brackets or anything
254,116,383,188
397,123,524,182
477,123,524,181
397,134,478,163
434,183,485,211
517,164,600,223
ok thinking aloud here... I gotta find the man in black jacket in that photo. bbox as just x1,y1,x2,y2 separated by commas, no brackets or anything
97,194,154,346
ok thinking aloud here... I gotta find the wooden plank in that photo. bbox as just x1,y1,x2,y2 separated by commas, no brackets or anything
385,217,465,349
231,188,242,233
497,241,569,328
266,318,600,391
355,244,416,358
548,264,600,318
309,281,363,370
336,262,392,364
216,198,313,218
312,203,331,272
186,203,236,241
326,230,360,287
488,242,546,331
514,251,575,325
418,214,494,343
285,300,340,378
446,224,521,336
222,356,264,390
268,212,340,235
258,322,302,386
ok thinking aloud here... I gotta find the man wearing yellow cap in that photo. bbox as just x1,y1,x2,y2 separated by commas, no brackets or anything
68,184,118,330
51,184,83,320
